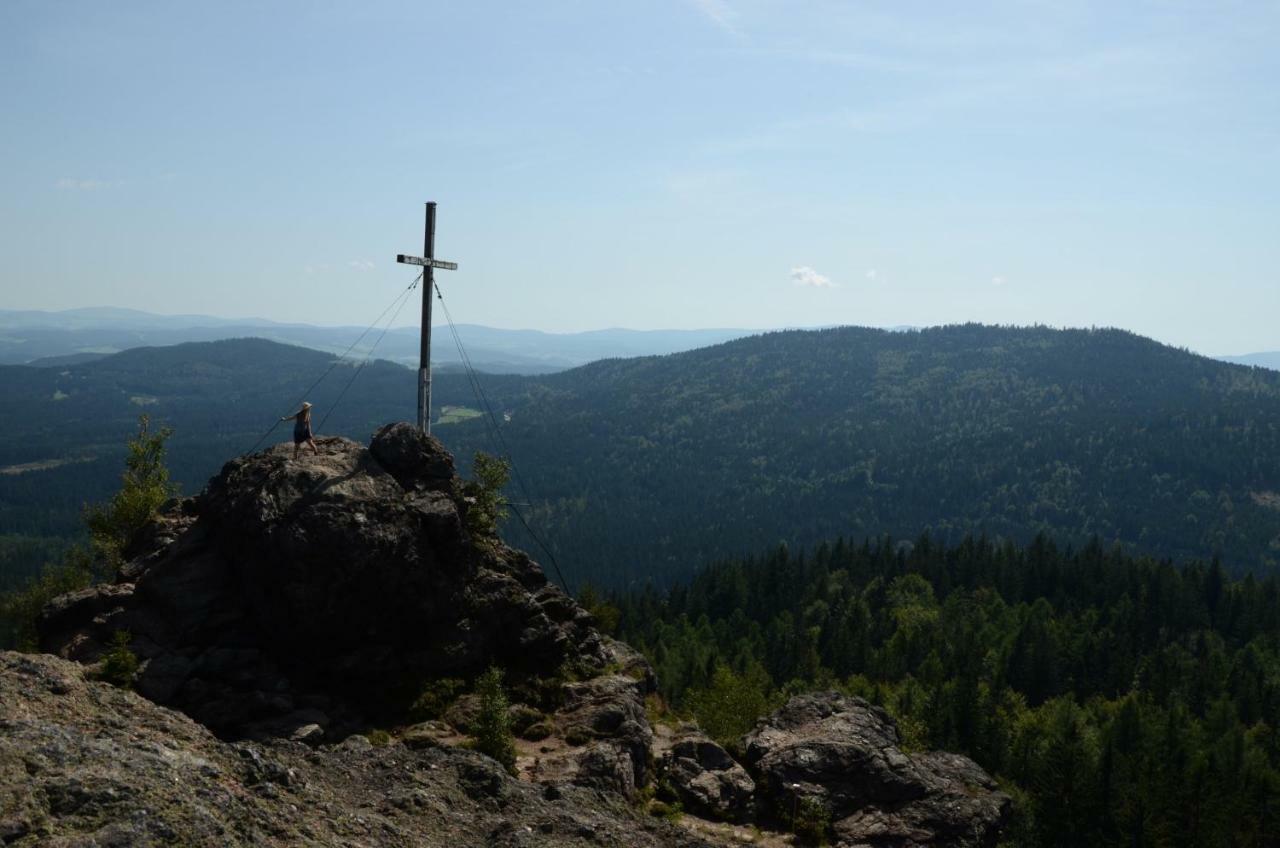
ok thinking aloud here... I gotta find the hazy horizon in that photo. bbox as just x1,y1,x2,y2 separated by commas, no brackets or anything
4,303,1278,360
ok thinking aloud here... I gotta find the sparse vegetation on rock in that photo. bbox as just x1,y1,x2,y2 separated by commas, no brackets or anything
96,629,137,688
471,666,517,774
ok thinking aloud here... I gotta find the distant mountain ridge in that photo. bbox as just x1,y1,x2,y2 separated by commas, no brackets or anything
0,307,760,373
3,308,1275,373
436,324,1280,586
1220,351,1280,370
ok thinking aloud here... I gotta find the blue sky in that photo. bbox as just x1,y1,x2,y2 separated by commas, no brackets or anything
1,1,1277,354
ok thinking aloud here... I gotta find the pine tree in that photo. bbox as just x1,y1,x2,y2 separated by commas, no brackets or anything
472,666,517,774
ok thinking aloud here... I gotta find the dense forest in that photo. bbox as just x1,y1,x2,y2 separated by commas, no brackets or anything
446,324,1280,586
0,339,493,591
4,325,1280,593
610,535,1280,847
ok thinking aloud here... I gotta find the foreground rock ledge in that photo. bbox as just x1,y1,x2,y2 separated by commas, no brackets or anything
0,651,709,848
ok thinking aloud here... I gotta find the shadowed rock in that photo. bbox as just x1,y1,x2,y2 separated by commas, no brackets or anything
661,728,756,822
38,426,607,742
743,692,1010,847
0,651,711,848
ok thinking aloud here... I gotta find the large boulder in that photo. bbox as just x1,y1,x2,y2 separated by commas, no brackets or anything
831,751,1011,848
368,421,456,493
661,729,755,822
743,692,1009,847
37,428,609,742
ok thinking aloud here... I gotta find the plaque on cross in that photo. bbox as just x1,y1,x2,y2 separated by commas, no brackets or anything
397,201,459,434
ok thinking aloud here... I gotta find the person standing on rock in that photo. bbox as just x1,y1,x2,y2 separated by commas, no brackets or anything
281,401,319,459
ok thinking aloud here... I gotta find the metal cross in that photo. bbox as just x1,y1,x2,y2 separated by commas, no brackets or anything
397,201,459,434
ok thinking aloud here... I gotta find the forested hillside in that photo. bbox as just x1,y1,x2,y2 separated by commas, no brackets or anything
4,325,1280,594
611,534,1280,846
444,324,1280,586
0,337,541,591
0,340,472,591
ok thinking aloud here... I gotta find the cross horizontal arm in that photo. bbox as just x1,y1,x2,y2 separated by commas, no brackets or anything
397,254,458,271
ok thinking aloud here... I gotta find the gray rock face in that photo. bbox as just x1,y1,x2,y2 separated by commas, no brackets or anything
37,428,608,742
662,730,755,822
521,641,656,799
368,422,456,494
743,692,1010,847
0,651,711,848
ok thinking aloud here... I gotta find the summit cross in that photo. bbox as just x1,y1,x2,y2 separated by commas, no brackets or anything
396,201,459,434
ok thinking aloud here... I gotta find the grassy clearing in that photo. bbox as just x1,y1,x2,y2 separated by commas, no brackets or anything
436,406,483,426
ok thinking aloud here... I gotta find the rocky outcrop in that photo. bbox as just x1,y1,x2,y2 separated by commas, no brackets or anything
660,728,755,822
20,423,1009,846
512,640,655,798
742,692,1010,847
38,424,608,743
0,651,710,848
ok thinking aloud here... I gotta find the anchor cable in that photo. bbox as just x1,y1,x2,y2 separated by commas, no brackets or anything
245,273,422,454
434,281,574,596
315,278,418,432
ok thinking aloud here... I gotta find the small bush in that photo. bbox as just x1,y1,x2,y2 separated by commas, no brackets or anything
84,415,177,576
791,796,831,846
458,452,510,541
98,630,139,689
687,662,778,748
366,729,392,748
648,800,683,823
0,556,92,651
564,726,592,747
409,677,466,722
519,720,554,742
472,666,517,774
577,584,621,635
507,703,546,735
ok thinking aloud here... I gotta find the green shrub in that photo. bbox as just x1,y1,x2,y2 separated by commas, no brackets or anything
409,677,466,722
519,720,554,742
84,415,177,576
458,452,510,541
564,726,592,747
577,584,621,635
687,662,778,749
791,796,831,846
0,555,93,651
1,417,175,652
507,703,546,735
648,800,683,823
366,729,392,747
98,630,139,689
472,666,517,774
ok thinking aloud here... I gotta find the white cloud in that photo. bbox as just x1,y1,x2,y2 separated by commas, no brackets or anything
866,269,879,280
992,275,1006,287
689,0,742,36
55,178,120,191
791,266,836,288
347,260,376,271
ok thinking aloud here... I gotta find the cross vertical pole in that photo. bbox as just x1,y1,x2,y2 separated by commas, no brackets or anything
418,202,437,434
397,202,456,431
